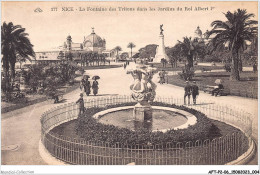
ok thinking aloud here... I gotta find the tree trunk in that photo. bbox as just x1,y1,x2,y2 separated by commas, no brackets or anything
238,54,243,72
131,48,132,59
3,65,11,100
230,50,240,81
10,63,16,83
187,54,193,70
174,59,177,68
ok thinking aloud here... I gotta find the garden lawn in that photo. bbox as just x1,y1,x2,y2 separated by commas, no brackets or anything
167,71,258,98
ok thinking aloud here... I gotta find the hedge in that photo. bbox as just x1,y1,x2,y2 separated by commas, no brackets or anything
75,102,221,147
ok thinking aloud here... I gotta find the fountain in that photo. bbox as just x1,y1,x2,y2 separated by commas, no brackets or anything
95,59,197,132
127,59,157,123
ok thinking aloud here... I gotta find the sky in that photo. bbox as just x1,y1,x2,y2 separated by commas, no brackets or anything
2,1,258,52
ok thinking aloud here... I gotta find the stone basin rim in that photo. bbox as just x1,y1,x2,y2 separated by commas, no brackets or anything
93,106,197,133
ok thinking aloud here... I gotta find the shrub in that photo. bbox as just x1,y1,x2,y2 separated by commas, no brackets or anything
75,102,218,147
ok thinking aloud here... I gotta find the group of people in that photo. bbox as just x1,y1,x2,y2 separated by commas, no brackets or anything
160,58,167,68
159,70,167,84
77,75,100,116
80,76,99,96
184,81,199,105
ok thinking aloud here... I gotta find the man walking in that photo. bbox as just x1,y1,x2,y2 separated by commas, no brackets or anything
76,93,85,116
184,81,191,105
191,81,199,105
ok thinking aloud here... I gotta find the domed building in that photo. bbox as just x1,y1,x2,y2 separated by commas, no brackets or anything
62,28,106,53
82,28,106,52
194,26,203,41
194,26,212,43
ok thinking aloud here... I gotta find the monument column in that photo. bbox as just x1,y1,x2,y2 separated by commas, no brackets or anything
154,24,169,63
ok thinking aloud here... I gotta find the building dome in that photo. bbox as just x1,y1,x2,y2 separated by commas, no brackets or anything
83,28,104,48
194,26,202,38
67,35,72,40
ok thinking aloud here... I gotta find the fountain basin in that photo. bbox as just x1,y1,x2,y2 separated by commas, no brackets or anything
93,106,197,132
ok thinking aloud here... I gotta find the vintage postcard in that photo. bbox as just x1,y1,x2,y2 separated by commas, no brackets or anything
1,1,258,174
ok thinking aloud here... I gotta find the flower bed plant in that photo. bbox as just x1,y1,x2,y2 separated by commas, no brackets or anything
75,102,222,147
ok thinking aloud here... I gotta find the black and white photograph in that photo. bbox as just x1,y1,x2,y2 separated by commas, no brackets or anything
1,1,258,174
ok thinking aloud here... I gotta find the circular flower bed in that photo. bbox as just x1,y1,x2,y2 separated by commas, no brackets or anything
75,102,222,147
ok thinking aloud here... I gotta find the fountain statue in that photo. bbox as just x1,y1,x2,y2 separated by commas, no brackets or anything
160,24,164,35
127,59,157,121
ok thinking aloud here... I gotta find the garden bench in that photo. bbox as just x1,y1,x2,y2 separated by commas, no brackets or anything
203,85,216,94
203,85,229,96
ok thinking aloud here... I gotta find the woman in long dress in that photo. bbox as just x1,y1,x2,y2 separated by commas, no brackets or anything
84,78,91,96
92,79,99,96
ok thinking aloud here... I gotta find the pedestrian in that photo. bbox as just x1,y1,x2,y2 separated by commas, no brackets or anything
184,81,192,105
159,70,165,84
253,62,257,72
83,77,91,96
53,93,59,104
212,83,224,97
76,93,85,115
80,78,85,91
92,79,99,96
163,70,168,84
191,81,199,105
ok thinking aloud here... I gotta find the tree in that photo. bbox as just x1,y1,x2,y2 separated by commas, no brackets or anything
166,47,179,68
114,46,122,60
139,44,157,59
65,51,73,61
17,55,31,69
120,52,129,60
207,9,257,80
175,37,206,70
127,42,136,59
1,22,35,92
132,53,140,59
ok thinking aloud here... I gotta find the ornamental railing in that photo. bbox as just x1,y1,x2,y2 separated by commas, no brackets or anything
40,95,253,165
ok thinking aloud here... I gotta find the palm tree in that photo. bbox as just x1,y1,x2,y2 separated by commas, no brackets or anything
1,22,35,91
114,46,122,60
176,37,206,70
127,42,136,59
207,9,257,80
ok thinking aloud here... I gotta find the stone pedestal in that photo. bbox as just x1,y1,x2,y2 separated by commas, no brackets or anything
154,34,169,63
133,102,152,122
